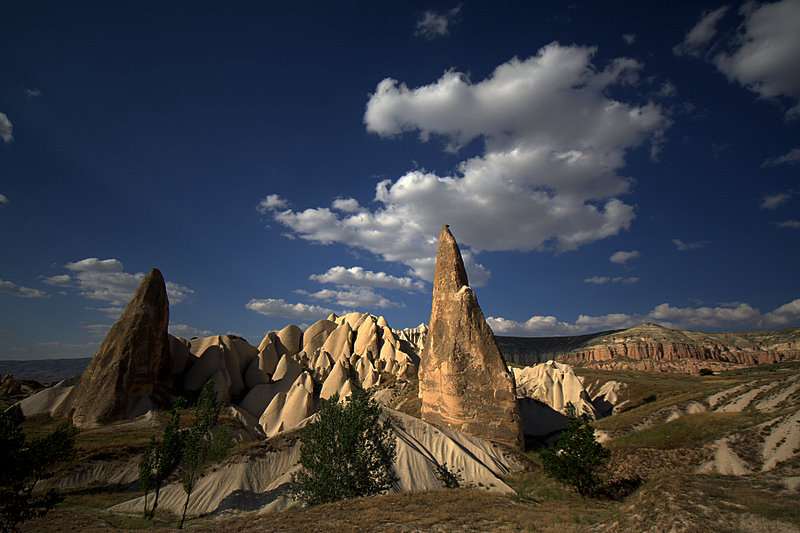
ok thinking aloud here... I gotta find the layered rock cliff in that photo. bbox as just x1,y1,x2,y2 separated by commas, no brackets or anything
499,322,800,373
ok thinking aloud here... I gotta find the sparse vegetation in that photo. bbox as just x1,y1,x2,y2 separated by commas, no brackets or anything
539,402,609,496
291,387,398,506
609,411,765,450
139,398,185,520
0,404,77,532
435,462,463,489
178,380,232,528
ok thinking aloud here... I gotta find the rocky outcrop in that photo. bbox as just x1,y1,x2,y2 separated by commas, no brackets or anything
565,323,800,367
419,225,523,450
57,269,173,427
512,361,596,418
499,323,800,374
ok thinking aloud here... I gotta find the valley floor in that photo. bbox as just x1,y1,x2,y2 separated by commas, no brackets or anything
14,362,800,533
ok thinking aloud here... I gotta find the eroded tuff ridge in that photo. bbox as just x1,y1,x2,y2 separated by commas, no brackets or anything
419,225,524,450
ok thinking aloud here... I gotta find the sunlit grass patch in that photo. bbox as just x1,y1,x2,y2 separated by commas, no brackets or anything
607,411,763,449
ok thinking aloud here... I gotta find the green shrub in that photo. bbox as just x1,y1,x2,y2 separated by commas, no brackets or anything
291,387,397,506
436,462,463,489
139,398,185,520
0,405,77,532
539,402,609,496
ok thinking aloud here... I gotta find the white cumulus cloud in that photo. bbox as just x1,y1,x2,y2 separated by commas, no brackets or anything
0,193,7,205
245,298,335,320
677,1,800,118
488,298,800,336
49,258,193,306
0,113,13,143
310,266,425,291
714,0,800,118
262,43,668,285
302,286,402,310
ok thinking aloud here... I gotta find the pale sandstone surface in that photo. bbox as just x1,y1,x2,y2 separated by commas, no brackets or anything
110,407,521,519
419,225,523,450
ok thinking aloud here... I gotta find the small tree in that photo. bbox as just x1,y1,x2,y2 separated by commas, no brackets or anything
139,398,185,520
0,404,77,532
291,387,397,505
177,381,231,529
539,402,609,496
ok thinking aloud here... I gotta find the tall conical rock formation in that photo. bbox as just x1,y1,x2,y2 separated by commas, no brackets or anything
419,225,524,449
60,268,173,427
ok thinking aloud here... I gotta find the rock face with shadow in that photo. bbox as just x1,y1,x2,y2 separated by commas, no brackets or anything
419,225,524,450
55,268,173,427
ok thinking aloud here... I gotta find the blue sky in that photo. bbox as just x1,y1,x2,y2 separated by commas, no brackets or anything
1,1,799,360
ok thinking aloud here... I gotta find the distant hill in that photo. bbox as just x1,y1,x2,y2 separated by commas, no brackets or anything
0,358,90,384
498,323,800,373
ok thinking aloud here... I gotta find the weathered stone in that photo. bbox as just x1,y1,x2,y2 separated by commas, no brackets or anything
419,226,523,449
302,319,337,359
274,324,303,357
59,269,173,427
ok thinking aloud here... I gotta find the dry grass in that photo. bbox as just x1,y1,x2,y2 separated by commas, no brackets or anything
607,411,764,450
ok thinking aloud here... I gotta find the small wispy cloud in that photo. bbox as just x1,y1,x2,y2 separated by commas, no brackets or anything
24,88,42,97
761,192,792,209
415,5,461,40
762,147,800,168
622,33,636,45
0,193,8,206
584,276,638,285
673,6,729,57
169,324,213,338
610,250,640,264
778,220,800,229
0,279,48,299
672,238,707,251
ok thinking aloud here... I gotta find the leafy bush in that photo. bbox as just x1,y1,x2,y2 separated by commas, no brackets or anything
436,462,463,489
0,405,77,532
539,402,609,496
291,387,397,505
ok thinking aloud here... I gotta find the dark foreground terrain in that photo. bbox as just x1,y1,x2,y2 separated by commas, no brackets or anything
6,362,799,532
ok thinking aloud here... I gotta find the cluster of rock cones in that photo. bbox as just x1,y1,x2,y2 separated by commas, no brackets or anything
49,225,528,452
